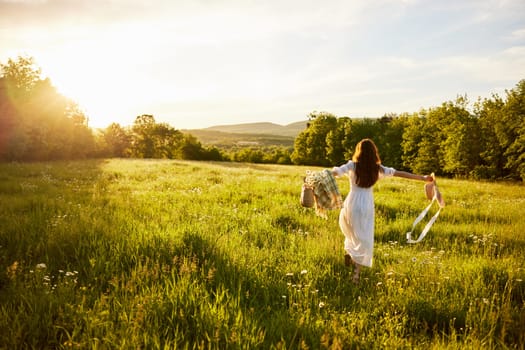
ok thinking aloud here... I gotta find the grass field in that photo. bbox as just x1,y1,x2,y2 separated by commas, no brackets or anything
0,159,524,349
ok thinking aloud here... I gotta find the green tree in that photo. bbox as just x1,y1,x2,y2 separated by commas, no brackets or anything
501,80,525,180
131,114,157,158
130,115,186,159
102,123,131,157
178,134,204,160
291,112,337,166
326,117,351,165
474,95,506,179
153,122,183,158
438,96,481,176
1,56,41,96
401,111,436,174
201,146,226,161
377,114,408,170
0,56,95,161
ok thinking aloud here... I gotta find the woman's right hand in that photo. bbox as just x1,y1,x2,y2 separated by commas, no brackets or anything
423,175,434,182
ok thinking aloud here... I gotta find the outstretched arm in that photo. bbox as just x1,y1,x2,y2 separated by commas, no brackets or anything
394,170,433,182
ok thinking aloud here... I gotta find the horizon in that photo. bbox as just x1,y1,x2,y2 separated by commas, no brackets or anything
1,0,524,130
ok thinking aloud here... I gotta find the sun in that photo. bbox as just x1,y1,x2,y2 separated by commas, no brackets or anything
37,35,147,129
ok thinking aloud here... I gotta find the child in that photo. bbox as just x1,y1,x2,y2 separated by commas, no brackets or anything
332,138,433,283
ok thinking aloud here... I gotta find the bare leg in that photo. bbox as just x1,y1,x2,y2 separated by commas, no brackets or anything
352,262,361,284
344,253,352,267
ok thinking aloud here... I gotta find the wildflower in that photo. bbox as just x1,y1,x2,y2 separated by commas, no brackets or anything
286,272,294,277
36,263,47,270
387,271,394,277
516,279,523,282
66,271,75,277
411,257,417,262
376,282,383,287
318,302,325,308
282,295,287,299
301,269,308,275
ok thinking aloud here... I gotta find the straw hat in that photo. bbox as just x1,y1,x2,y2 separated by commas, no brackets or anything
425,173,445,208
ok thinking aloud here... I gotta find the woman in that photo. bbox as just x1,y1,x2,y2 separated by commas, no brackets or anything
332,139,432,283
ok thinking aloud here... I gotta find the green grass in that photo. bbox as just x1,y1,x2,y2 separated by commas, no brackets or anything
0,159,523,349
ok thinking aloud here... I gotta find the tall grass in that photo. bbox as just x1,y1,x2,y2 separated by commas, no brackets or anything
0,159,523,349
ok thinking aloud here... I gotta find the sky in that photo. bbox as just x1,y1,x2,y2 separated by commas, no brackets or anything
1,0,524,130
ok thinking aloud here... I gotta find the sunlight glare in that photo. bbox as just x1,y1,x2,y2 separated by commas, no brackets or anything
38,26,162,129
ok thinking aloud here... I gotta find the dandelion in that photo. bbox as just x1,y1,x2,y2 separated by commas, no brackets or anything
36,263,47,270
300,269,308,275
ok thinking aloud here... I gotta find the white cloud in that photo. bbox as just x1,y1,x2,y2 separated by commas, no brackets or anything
435,47,525,83
508,27,525,41
1,0,524,129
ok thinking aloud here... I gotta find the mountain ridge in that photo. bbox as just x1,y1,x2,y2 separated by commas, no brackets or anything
182,120,308,148
189,120,308,137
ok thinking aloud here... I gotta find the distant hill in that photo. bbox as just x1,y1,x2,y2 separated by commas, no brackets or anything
183,121,308,148
198,121,308,137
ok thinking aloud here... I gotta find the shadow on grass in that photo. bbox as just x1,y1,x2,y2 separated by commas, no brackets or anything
130,230,328,347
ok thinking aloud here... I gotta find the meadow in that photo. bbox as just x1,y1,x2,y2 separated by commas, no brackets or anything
0,159,523,349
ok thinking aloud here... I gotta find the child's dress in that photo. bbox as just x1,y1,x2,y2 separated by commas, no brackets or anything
332,161,395,267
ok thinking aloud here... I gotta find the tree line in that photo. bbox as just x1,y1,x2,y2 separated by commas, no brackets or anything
0,56,294,165
1,56,523,180
292,81,524,181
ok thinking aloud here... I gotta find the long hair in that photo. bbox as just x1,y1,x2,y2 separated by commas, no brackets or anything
352,138,382,188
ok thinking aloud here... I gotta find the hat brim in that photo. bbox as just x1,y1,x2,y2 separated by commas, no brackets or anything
425,182,434,201
424,176,445,208
434,184,445,208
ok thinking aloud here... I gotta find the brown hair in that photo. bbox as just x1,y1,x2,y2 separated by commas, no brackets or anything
352,139,382,188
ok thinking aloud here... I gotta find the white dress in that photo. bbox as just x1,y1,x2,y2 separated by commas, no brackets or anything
332,161,396,267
